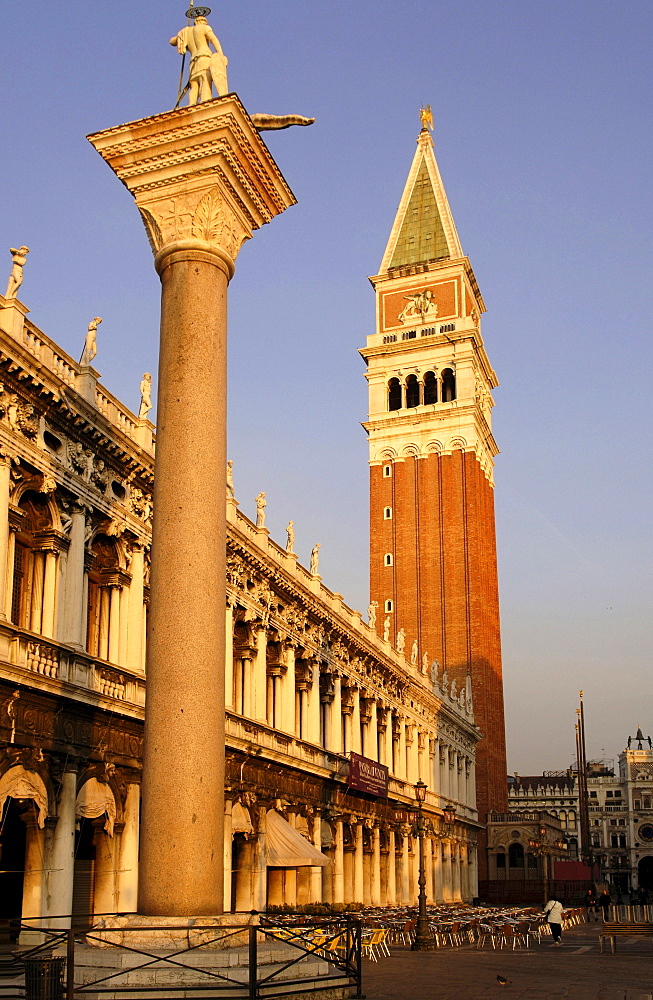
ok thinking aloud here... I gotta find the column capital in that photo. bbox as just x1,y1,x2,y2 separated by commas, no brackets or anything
87,95,296,276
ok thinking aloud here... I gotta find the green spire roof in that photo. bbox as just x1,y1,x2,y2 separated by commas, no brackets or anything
388,160,450,268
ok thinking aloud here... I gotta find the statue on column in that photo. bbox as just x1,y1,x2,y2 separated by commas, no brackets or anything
81,317,102,367
170,8,228,106
285,520,294,552
138,373,152,419
255,491,266,528
4,246,29,299
310,543,321,575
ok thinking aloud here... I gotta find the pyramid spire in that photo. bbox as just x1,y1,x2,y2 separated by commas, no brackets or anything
380,124,463,273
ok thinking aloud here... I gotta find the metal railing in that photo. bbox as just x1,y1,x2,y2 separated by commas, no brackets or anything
0,914,364,1000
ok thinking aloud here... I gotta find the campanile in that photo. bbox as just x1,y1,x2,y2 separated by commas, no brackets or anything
360,118,508,854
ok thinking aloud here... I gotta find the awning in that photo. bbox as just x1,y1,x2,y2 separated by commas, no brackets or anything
76,778,117,836
232,801,254,835
0,766,49,828
265,809,331,867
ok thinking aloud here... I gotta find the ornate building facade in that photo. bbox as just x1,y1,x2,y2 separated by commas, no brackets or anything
361,124,508,880
0,285,480,932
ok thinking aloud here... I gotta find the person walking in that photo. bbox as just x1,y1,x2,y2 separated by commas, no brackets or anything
584,887,599,922
598,888,612,921
543,897,564,945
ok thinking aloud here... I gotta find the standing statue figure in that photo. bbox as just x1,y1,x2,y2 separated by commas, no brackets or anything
367,601,378,629
411,640,418,666
255,492,266,528
383,616,390,642
226,460,235,499
138,372,152,419
396,628,406,654
430,659,440,685
4,247,29,299
81,317,102,367
422,652,429,675
170,13,228,106
310,543,321,575
285,520,294,553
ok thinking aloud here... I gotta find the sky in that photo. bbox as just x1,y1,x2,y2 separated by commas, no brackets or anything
1,0,651,775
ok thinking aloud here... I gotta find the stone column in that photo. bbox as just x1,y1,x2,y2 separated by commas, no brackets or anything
307,661,321,744
29,552,44,633
44,766,77,927
386,829,396,904
253,627,267,723
118,783,140,913
41,549,58,640
241,655,252,719
108,586,121,663
433,838,443,902
400,832,410,904
19,812,46,946
385,715,394,772
94,821,117,916
283,644,296,736
351,688,362,755
223,800,233,912
371,827,381,905
252,807,267,912
353,822,364,903
333,820,344,904
224,601,234,710
368,700,378,761
62,505,86,647
331,674,342,753
126,544,145,672
89,95,295,917
0,451,12,619
398,718,407,781
425,836,434,904
309,813,322,903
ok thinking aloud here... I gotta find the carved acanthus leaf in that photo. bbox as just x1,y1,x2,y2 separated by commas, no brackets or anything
192,189,226,243
139,208,163,253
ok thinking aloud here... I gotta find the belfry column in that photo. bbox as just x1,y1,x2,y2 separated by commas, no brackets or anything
88,96,295,916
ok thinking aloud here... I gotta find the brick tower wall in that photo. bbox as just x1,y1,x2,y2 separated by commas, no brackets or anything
370,449,508,879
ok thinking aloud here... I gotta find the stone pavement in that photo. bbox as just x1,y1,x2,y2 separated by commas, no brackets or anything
361,921,653,999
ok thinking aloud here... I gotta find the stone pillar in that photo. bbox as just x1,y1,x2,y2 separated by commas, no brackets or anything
93,822,117,916
333,821,344,904
400,832,410,904
0,452,12,618
353,823,364,903
309,813,322,903
253,627,267,723
283,644,296,735
126,544,145,672
241,655,252,719
19,812,46,945
433,838,443,902
252,807,267,912
108,586,121,663
371,827,381,905
118,783,140,913
442,842,453,902
223,800,233,912
62,505,86,647
368,700,378,761
351,688,362,755
398,719,407,781
386,829,396,905
40,550,58,639
307,661,321,744
469,844,479,900
89,95,295,917
330,675,342,753
224,601,234,710
44,767,77,927
29,552,44,633
425,837,434,904
4,527,15,620
385,716,394,772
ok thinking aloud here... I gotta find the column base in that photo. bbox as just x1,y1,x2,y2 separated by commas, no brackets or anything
88,912,254,950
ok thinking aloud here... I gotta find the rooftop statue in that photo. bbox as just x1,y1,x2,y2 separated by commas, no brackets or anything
4,246,29,299
81,317,102,367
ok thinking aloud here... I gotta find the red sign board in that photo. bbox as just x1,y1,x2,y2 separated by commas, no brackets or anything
347,752,389,798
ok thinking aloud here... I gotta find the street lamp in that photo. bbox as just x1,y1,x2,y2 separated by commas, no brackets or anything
528,825,554,905
411,780,435,951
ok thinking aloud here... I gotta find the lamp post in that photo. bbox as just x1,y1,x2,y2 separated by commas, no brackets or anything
411,781,457,951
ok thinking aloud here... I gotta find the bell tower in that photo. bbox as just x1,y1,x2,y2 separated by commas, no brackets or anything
360,117,508,854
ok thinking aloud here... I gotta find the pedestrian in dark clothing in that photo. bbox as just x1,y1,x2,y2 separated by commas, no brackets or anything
598,889,612,921
584,888,599,922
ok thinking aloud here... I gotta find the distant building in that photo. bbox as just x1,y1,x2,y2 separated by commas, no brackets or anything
506,728,653,896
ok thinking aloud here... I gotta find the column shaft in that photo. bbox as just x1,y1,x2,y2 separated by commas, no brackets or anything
139,251,228,916
333,821,344,904
386,830,396,904
118,784,140,913
0,456,11,618
45,769,77,928
353,824,364,903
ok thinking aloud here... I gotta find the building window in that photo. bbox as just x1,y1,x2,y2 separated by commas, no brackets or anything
423,371,437,405
384,600,393,613
441,367,456,402
388,378,402,411
508,843,524,868
607,791,613,798
384,507,392,519
611,834,618,847
11,491,57,634
383,464,392,478
405,374,420,408
496,853,506,869
384,553,393,566
619,835,627,847
590,791,597,798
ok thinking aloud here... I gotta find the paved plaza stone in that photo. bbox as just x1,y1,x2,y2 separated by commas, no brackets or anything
361,921,653,999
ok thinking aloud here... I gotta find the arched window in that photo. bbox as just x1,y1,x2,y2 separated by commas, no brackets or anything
388,378,402,411
619,834,627,848
384,507,392,519
441,368,456,402
11,491,56,634
384,600,393,613
383,465,392,478
87,535,122,661
423,371,437,405
384,553,393,566
508,843,524,868
405,375,420,408
495,852,506,869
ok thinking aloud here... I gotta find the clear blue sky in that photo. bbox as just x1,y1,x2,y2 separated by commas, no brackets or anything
1,0,651,773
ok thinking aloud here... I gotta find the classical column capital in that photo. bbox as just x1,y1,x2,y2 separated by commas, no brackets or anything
87,95,296,277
